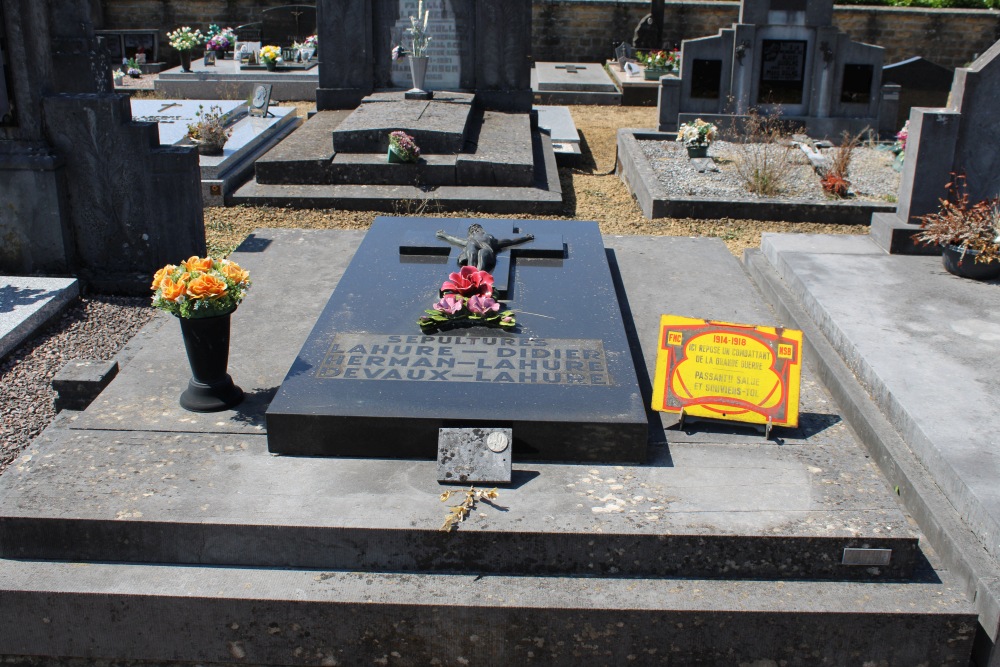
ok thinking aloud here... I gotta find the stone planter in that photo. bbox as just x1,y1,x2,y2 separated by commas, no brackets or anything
264,60,277,71
941,244,1000,281
643,66,670,80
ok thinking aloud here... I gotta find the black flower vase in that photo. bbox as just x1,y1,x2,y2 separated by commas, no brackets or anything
179,50,192,72
178,311,244,412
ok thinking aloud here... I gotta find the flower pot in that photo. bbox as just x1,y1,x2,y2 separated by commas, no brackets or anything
408,55,430,95
177,310,244,412
195,140,225,156
387,146,411,163
265,60,277,71
941,244,1000,281
179,50,192,72
643,66,669,80
686,145,709,159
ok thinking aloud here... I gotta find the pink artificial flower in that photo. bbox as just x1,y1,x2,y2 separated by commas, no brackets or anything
442,265,494,297
467,294,500,315
433,293,464,315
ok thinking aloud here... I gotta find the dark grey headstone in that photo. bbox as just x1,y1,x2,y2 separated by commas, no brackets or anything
261,5,317,46
266,217,649,463
882,56,954,91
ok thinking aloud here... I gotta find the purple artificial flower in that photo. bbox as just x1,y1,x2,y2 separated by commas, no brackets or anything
433,293,464,315
467,294,500,315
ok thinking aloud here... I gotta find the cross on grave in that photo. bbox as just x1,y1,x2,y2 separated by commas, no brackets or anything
157,102,181,112
399,221,564,299
555,64,587,74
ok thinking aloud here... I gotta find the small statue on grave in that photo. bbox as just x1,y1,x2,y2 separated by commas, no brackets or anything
436,224,535,272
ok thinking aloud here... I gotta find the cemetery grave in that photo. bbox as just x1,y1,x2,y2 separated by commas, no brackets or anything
6,0,1000,662
0,226,978,664
130,98,301,206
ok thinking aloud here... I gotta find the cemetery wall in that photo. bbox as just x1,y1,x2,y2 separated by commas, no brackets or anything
99,0,999,71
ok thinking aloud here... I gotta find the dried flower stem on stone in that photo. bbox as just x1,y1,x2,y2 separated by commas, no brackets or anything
440,487,499,531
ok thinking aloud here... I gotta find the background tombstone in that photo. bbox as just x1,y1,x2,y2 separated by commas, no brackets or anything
0,0,204,291
261,5,317,47
871,39,1000,254
882,56,954,130
316,0,531,112
659,0,885,137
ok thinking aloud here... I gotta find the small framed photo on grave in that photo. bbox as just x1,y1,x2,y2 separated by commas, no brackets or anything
249,84,272,117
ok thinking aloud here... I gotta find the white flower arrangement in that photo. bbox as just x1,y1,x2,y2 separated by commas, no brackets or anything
676,118,718,148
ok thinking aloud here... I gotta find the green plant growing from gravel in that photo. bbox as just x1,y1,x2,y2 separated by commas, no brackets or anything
729,107,797,197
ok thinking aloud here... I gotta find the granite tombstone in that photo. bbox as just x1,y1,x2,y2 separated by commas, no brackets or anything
266,217,649,463
261,5,317,47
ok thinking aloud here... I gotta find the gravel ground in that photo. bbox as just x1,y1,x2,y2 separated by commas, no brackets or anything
1,103,875,474
0,296,154,473
640,138,900,202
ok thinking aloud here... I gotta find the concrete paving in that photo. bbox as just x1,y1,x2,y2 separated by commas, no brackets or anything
0,229,978,664
0,276,78,360
750,232,1000,648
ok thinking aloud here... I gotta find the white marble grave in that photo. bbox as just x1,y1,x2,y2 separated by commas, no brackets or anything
130,98,300,206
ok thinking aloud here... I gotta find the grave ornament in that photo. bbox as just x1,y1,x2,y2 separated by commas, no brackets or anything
435,224,535,271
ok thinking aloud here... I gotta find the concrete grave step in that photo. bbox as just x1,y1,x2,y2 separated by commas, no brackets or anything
0,277,79,360
0,425,917,580
237,130,561,213
255,109,536,189
0,558,975,666
331,92,476,155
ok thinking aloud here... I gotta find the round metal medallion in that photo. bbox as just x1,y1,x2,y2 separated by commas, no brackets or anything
486,431,509,453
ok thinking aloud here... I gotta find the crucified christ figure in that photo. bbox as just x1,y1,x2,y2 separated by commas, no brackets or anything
435,224,535,271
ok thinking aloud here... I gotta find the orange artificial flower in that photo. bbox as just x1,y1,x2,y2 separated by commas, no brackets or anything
151,264,176,290
159,276,186,302
186,273,228,300
182,255,214,273
220,261,249,284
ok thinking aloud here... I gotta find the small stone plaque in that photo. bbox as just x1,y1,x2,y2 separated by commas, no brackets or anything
438,427,512,484
842,548,892,566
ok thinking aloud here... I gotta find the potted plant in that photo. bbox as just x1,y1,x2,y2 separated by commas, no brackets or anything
186,105,232,156
675,118,718,159
124,58,143,78
387,130,420,164
391,0,433,98
151,255,251,411
259,44,282,71
917,173,1000,280
637,49,679,80
112,68,125,86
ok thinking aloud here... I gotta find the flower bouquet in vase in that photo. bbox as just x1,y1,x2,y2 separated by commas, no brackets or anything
167,26,204,72
676,118,718,158
151,256,251,411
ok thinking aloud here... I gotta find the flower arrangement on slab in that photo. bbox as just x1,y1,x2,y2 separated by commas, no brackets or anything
186,104,232,154
418,266,516,334
151,256,251,319
676,118,718,148
205,25,236,51
636,49,680,71
167,26,204,51
388,130,421,163
259,45,282,65
917,173,1000,277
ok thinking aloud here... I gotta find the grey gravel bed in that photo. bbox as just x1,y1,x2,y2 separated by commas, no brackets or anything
0,295,154,474
639,139,900,202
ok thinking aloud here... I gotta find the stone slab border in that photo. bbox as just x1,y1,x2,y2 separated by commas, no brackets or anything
617,128,896,224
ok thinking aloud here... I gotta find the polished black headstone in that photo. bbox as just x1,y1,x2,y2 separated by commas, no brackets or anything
266,217,648,463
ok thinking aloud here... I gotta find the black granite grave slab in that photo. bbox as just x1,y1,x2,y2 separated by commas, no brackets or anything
332,92,475,154
266,217,648,462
